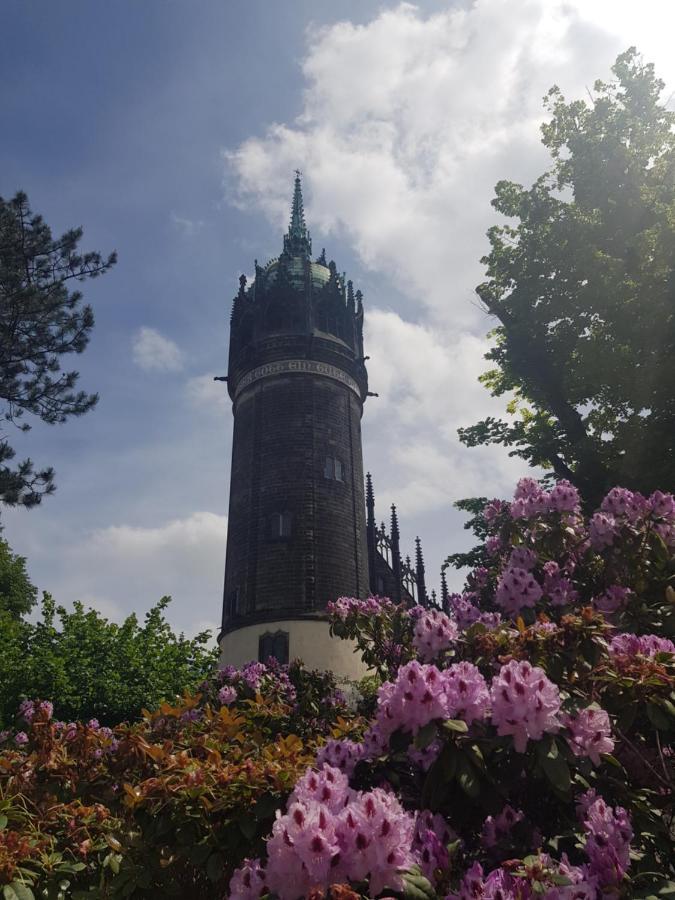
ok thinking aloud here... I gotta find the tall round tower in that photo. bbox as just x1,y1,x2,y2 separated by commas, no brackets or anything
219,174,370,679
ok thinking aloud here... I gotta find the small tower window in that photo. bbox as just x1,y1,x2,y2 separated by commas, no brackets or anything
324,456,343,481
268,511,292,539
258,630,289,665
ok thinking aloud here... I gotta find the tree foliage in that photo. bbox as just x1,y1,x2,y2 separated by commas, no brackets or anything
0,595,218,727
0,191,116,507
0,538,36,619
459,49,675,507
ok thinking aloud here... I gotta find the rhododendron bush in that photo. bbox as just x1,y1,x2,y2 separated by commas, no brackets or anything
0,662,361,898
0,481,673,899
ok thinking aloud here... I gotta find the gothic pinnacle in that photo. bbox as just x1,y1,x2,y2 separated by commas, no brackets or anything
283,170,311,257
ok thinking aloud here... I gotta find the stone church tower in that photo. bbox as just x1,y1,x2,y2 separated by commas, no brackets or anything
219,174,371,679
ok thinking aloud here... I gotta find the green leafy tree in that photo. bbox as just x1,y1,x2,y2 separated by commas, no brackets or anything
459,49,675,507
0,594,218,726
0,537,37,617
0,191,116,507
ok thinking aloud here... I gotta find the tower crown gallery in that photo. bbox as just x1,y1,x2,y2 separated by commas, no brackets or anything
219,174,439,678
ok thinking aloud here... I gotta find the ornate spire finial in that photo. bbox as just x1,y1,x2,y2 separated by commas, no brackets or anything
415,536,427,607
441,567,449,612
390,504,400,540
390,503,402,603
283,170,312,258
366,472,375,516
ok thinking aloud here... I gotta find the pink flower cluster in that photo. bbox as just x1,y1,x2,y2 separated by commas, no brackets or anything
327,595,395,620
583,796,633,888
218,685,237,706
490,660,561,752
564,706,614,765
509,478,581,519
450,855,598,899
413,810,453,882
481,804,524,848
315,738,364,776
444,661,491,723
413,608,458,661
496,567,543,617
589,487,675,550
229,858,267,900
370,660,489,749
592,584,631,616
237,765,417,900
542,562,578,607
589,511,618,549
18,699,53,722
609,632,675,657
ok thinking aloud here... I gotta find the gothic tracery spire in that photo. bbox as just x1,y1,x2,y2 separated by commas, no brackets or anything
283,170,312,258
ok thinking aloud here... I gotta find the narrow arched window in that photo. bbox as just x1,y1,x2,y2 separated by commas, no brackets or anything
258,630,289,664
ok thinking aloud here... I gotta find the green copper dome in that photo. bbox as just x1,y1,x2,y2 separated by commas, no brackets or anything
259,256,331,292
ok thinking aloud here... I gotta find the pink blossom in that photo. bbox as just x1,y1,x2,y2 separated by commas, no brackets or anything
229,858,267,900
486,535,503,555
375,661,448,739
18,700,35,722
583,797,632,888
508,548,537,571
601,487,642,520
413,608,458,662
481,805,524,847
610,633,675,657
266,800,340,899
547,480,581,512
407,738,442,772
490,660,561,752
315,739,364,776
510,478,547,518
448,593,481,630
444,662,490,724
335,789,416,896
589,512,617,549
289,765,351,814
550,854,598,899
14,731,28,745
543,562,578,607
218,685,237,705
413,810,453,881
564,706,614,765
484,500,506,522
593,585,631,616
496,567,543,617
648,490,675,519
327,595,395,620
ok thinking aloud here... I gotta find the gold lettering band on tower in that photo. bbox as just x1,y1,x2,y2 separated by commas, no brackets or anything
234,359,361,399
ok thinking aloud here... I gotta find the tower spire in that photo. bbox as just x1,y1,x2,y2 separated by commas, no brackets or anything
440,567,449,613
390,504,402,603
366,473,377,595
283,170,312,258
415,536,427,607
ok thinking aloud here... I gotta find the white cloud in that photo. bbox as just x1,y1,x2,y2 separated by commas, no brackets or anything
223,0,675,554
170,211,205,236
54,512,227,636
363,307,529,515
185,374,229,412
132,326,184,372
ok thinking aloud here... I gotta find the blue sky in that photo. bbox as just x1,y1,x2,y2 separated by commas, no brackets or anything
1,0,673,638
